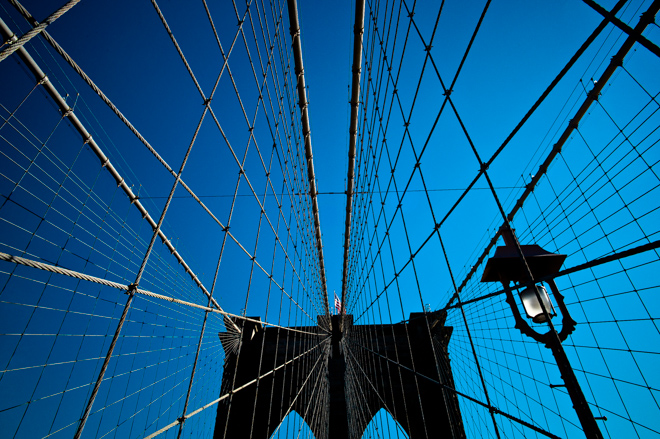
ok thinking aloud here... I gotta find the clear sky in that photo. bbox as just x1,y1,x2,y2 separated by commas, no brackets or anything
0,0,659,438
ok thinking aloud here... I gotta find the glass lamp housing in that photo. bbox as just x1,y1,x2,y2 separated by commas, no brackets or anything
519,284,555,323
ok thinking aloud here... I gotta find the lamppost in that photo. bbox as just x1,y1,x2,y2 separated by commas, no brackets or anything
481,229,603,439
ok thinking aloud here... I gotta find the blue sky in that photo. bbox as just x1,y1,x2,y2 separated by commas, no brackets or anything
0,0,659,438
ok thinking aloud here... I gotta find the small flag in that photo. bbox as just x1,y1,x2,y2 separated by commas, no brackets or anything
334,293,342,315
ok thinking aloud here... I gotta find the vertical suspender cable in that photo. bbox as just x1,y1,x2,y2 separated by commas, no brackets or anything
451,0,660,303
0,18,239,334
287,0,331,318
341,0,366,312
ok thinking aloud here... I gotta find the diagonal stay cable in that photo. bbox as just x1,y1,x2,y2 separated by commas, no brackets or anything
4,0,317,321
223,0,326,316
347,0,631,319
0,19,249,332
346,0,656,319
349,339,562,439
345,0,492,318
448,239,660,309
74,83,208,438
142,337,328,439
428,0,630,233
150,0,321,320
582,0,660,58
448,0,660,307
0,15,242,329
267,340,329,438
0,0,79,62
0,251,320,335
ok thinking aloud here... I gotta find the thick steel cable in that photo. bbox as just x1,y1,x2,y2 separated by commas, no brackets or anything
178,3,292,430
286,0,330,317
447,238,660,310
342,2,390,314
341,0,367,312
0,17,241,330
229,0,326,317
0,0,80,62
209,3,330,429
343,0,401,314
74,86,208,438
449,0,660,305
155,0,321,321
354,0,484,297
351,0,654,320
582,0,660,58
5,1,319,320
206,96,319,322
343,1,561,435
345,0,630,318
346,10,443,423
246,10,327,408
514,105,659,266
0,141,180,293
0,170,206,322
346,6,501,434
0,251,319,336
1,118,106,436
5,0,655,436
158,0,320,320
344,0,447,315
142,337,327,439
350,339,562,439
3,0,324,436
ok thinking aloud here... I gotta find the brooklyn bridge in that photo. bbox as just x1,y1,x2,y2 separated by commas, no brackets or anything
0,0,658,437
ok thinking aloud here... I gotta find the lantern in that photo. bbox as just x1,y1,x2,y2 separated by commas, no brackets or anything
519,284,555,323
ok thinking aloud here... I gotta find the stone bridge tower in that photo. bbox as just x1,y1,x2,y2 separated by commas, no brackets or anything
213,312,465,438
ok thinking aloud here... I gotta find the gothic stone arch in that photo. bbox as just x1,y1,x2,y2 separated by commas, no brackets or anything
345,312,466,439
214,313,465,438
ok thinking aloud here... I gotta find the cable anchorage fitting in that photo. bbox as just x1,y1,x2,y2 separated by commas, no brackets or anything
587,88,601,101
